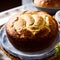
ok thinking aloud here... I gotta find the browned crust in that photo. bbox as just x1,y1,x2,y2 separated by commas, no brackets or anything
6,10,48,39
6,10,58,52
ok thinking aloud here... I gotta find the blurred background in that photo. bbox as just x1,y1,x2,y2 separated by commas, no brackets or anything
0,0,32,12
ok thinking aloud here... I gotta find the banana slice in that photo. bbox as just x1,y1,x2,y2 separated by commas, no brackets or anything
32,14,45,28
27,14,46,35
13,17,26,34
21,14,34,27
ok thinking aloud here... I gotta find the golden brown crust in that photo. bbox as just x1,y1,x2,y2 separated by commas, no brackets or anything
6,10,58,52
34,0,60,8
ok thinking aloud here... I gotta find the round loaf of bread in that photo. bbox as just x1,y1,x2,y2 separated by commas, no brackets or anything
34,0,60,8
6,10,58,52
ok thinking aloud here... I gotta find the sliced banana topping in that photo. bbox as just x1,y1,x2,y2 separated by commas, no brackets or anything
45,16,49,26
21,14,34,27
32,14,45,28
14,17,26,34
13,11,51,35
